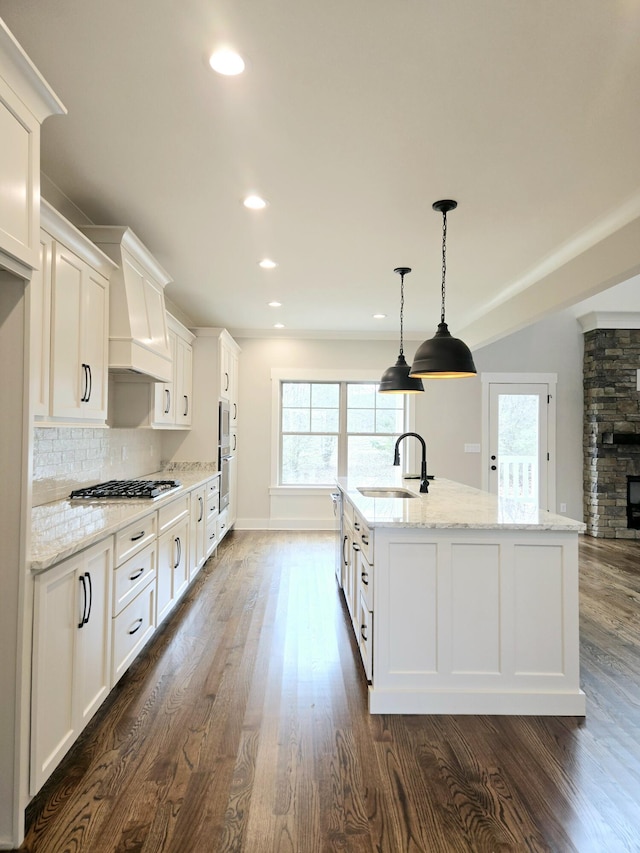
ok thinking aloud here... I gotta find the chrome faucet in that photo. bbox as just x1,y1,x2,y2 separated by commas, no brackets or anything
393,432,429,493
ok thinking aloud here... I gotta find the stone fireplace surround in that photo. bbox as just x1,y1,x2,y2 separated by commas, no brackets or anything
583,324,640,538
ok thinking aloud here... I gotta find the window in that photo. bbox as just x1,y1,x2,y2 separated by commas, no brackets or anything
279,380,406,485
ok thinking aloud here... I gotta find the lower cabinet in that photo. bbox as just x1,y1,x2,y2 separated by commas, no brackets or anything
111,541,157,685
189,484,206,578
341,495,375,682
31,537,113,793
157,494,190,624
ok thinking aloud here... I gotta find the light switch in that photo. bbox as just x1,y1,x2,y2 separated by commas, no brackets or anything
464,443,481,453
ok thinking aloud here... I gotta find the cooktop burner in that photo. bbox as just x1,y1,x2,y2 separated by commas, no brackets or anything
69,479,181,500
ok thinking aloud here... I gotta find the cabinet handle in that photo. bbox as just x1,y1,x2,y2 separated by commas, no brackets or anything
174,536,181,569
184,394,189,417
361,625,368,642
352,544,361,552
220,523,226,531
84,572,92,624
209,532,216,540
78,575,87,628
342,534,348,566
361,534,368,545
128,618,144,635
80,364,89,403
232,434,237,451
86,364,92,403
233,402,237,421
164,388,171,414
129,567,145,581
354,522,361,532
224,371,229,392
130,530,146,542
361,571,369,586
198,495,204,522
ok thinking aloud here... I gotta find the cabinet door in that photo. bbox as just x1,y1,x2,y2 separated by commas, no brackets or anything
189,485,206,578
31,557,79,793
50,242,84,418
228,454,238,528
80,267,109,421
153,328,176,424
156,528,175,624
219,339,231,401
172,517,190,601
177,339,193,427
31,232,53,417
75,539,113,728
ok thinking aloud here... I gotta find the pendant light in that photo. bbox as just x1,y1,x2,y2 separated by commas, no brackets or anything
410,200,477,379
379,267,425,394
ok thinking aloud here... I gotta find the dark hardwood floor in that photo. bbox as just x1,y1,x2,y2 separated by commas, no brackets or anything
16,531,640,853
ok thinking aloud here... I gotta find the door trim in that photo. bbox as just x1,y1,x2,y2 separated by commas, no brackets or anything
480,373,557,511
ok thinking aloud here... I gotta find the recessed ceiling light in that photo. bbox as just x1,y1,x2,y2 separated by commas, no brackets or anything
259,258,278,269
268,301,282,307
209,48,245,76
373,313,387,319
243,195,267,210
274,323,285,329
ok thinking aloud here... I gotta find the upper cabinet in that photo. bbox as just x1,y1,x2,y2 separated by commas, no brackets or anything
33,202,116,424
151,314,194,429
79,226,172,383
219,329,240,418
0,20,65,276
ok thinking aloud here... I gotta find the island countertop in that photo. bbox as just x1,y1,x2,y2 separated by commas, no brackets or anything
336,476,585,532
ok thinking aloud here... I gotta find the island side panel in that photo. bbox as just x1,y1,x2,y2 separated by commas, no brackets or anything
370,527,585,715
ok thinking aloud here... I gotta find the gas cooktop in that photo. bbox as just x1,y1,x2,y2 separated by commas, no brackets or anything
69,479,181,500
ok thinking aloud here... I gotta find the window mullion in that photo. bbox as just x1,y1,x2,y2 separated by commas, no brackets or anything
338,382,348,477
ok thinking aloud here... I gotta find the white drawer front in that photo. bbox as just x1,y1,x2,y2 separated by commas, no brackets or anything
112,579,155,684
113,542,157,617
206,518,218,557
158,493,190,535
358,593,373,682
115,513,157,566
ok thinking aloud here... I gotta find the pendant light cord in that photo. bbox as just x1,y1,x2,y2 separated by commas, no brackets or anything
399,270,405,357
440,210,448,325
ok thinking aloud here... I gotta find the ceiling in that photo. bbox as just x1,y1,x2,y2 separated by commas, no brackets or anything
3,0,640,346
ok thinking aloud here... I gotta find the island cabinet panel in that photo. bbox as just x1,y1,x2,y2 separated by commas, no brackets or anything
450,543,501,674
369,528,584,716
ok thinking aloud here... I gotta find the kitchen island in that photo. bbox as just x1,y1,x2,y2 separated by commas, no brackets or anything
336,477,586,716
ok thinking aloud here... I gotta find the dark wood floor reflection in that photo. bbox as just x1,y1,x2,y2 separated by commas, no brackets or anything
17,532,640,852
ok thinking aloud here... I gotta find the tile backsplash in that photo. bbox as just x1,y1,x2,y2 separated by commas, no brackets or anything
32,427,162,506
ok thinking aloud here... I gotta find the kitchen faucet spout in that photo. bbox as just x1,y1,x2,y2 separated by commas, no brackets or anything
393,432,429,493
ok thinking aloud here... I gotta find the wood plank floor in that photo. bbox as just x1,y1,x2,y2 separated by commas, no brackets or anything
16,531,640,853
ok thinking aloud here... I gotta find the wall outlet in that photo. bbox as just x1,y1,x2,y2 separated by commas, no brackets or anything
560,502,567,513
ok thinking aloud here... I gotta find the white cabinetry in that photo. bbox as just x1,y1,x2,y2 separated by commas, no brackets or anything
157,494,190,624
112,513,157,685
152,315,194,428
205,477,220,559
189,483,207,578
0,20,65,276
341,497,374,680
30,537,113,793
33,202,115,424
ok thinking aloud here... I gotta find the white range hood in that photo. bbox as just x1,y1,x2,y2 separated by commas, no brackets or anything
80,225,172,382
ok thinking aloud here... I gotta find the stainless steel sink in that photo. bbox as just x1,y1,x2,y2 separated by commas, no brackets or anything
357,487,417,499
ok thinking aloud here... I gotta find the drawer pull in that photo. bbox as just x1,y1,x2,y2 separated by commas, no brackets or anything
352,544,360,552
128,618,144,635
174,536,182,569
361,534,369,545
198,495,204,523
129,567,145,581
361,625,368,642
209,532,216,540
354,522,361,531
361,571,369,586
130,531,146,542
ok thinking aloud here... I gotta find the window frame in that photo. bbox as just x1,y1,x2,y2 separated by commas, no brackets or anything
270,368,417,492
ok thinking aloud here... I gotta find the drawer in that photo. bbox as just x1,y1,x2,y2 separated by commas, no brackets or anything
207,477,220,498
158,492,190,535
115,512,157,566
358,593,373,682
353,511,373,563
206,517,218,557
112,578,156,684
357,547,373,611
113,542,157,617
217,508,229,540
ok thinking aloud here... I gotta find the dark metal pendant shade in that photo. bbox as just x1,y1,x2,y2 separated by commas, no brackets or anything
409,199,477,380
379,267,425,394
409,322,477,378
379,353,425,393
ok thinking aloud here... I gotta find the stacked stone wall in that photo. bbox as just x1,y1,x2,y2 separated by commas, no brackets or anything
583,328,640,538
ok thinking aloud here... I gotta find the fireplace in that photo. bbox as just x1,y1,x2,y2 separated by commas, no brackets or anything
627,476,640,529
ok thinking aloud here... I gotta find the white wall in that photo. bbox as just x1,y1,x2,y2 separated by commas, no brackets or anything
235,310,585,528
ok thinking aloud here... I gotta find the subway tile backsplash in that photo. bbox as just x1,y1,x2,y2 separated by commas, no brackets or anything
32,427,163,506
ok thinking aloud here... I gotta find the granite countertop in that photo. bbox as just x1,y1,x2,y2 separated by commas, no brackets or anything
30,468,220,573
336,476,586,532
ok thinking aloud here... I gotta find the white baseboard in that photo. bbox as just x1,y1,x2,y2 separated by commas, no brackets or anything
236,517,338,531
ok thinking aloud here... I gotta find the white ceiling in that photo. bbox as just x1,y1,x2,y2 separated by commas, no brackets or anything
3,0,640,345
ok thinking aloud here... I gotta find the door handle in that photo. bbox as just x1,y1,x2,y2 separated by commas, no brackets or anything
164,388,171,414
184,395,189,417
78,574,87,628
84,572,92,624
86,364,92,402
